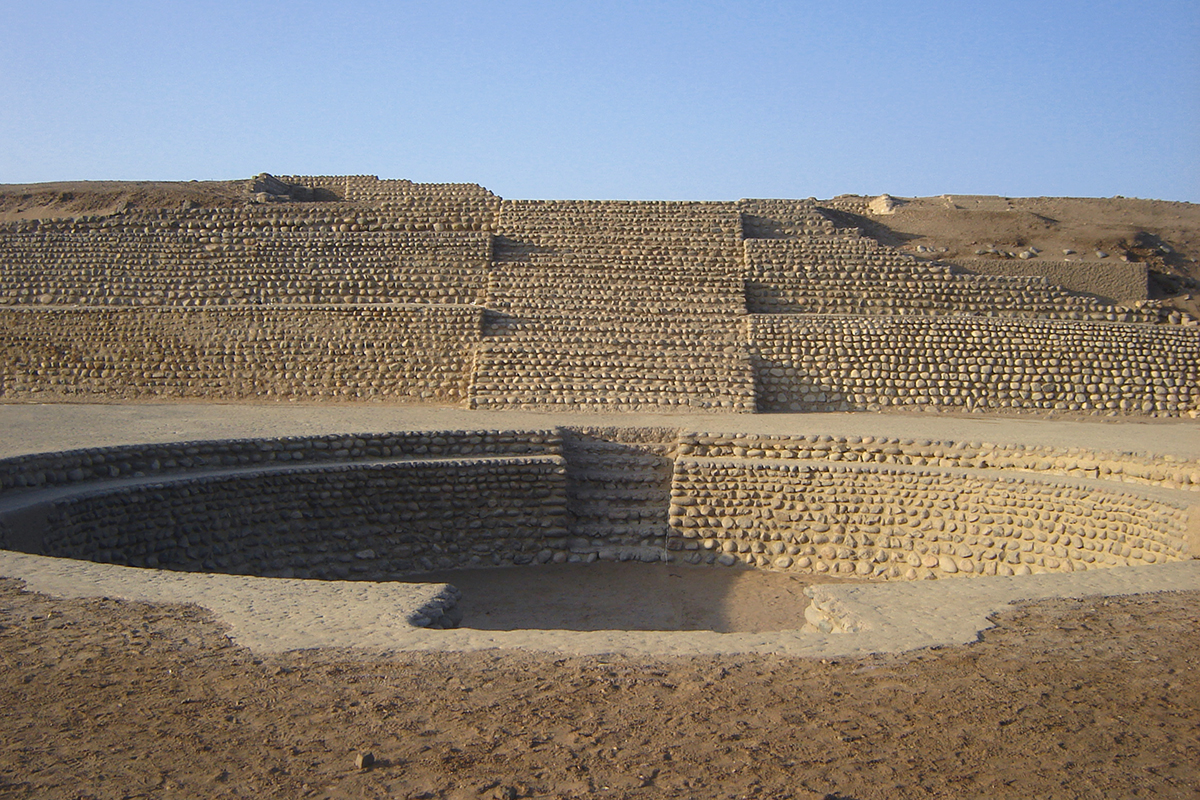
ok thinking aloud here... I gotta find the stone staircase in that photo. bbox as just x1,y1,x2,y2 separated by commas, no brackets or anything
468,200,757,411
561,428,677,553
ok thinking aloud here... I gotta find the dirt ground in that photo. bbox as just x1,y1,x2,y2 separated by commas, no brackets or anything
0,181,249,221
1,576,1197,800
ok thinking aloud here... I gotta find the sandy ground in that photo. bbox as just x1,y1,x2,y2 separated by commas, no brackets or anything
408,563,820,633
1,578,1197,799
3,403,1197,460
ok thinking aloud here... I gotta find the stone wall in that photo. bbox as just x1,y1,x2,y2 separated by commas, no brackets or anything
562,427,678,558
745,239,1156,322
668,458,1191,578
0,429,561,496
750,315,1200,415
0,223,491,307
37,456,569,578
950,257,1149,303
470,199,757,410
1,426,1194,581
1,177,1196,416
0,305,482,402
278,175,500,228
675,432,1200,493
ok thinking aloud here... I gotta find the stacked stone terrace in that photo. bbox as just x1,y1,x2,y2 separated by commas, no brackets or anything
469,200,756,410
739,199,1158,321
0,175,1197,415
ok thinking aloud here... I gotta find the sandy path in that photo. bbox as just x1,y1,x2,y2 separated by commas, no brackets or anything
2,402,1198,459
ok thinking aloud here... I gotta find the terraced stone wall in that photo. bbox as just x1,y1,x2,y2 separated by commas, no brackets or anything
744,239,1157,322
668,459,1192,578
0,305,482,402
750,315,1200,415
278,175,500,228
36,456,569,578
1,178,1197,416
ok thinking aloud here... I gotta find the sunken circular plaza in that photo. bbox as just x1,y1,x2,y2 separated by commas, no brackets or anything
0,426,1194,590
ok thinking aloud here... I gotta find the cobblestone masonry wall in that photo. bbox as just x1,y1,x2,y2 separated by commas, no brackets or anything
1,177,1196,415
470,200,756,410
675,432,1200,493
278,176,500,227
744,239,1156,321
668,459,1191,578
0,305,481,402
1,427,1194,580
0,214,491,306
0,430,561,496
750,315,1200,415
562,427,678,555
36,456,569,578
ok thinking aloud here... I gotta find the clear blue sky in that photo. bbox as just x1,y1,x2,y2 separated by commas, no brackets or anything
2,0,1197,201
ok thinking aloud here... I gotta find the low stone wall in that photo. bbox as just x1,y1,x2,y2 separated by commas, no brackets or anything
750,315,1200,416
676,432,1200,493
0,429,562,497
0,304,482,403
668,458,1192,578
36,456,569,578
951,257,1149,303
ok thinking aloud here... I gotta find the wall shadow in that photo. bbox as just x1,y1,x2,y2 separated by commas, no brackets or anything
407,562,817,633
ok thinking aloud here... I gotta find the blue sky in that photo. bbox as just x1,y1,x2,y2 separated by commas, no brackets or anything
2,1,1197,201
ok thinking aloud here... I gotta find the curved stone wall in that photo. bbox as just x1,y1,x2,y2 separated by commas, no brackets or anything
675,432,1200,493
0,427,1192,583
668,459,1191,578
36,457,569,577
0,429,562,496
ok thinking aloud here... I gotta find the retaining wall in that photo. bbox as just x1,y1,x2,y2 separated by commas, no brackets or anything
750,315,1200,415
562,427,678,552
668,459,1192,578
0,305,482,402
36,456,569,578
951,257,1149,303
675,432,1200,493
0,429,562,497
0,426,1194,581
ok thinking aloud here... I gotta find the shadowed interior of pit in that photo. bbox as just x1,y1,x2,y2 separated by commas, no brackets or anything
408,562,863,632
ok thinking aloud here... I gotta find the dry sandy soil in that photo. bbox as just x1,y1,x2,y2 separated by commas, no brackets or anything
0,181,248,221
1,576,1197,800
